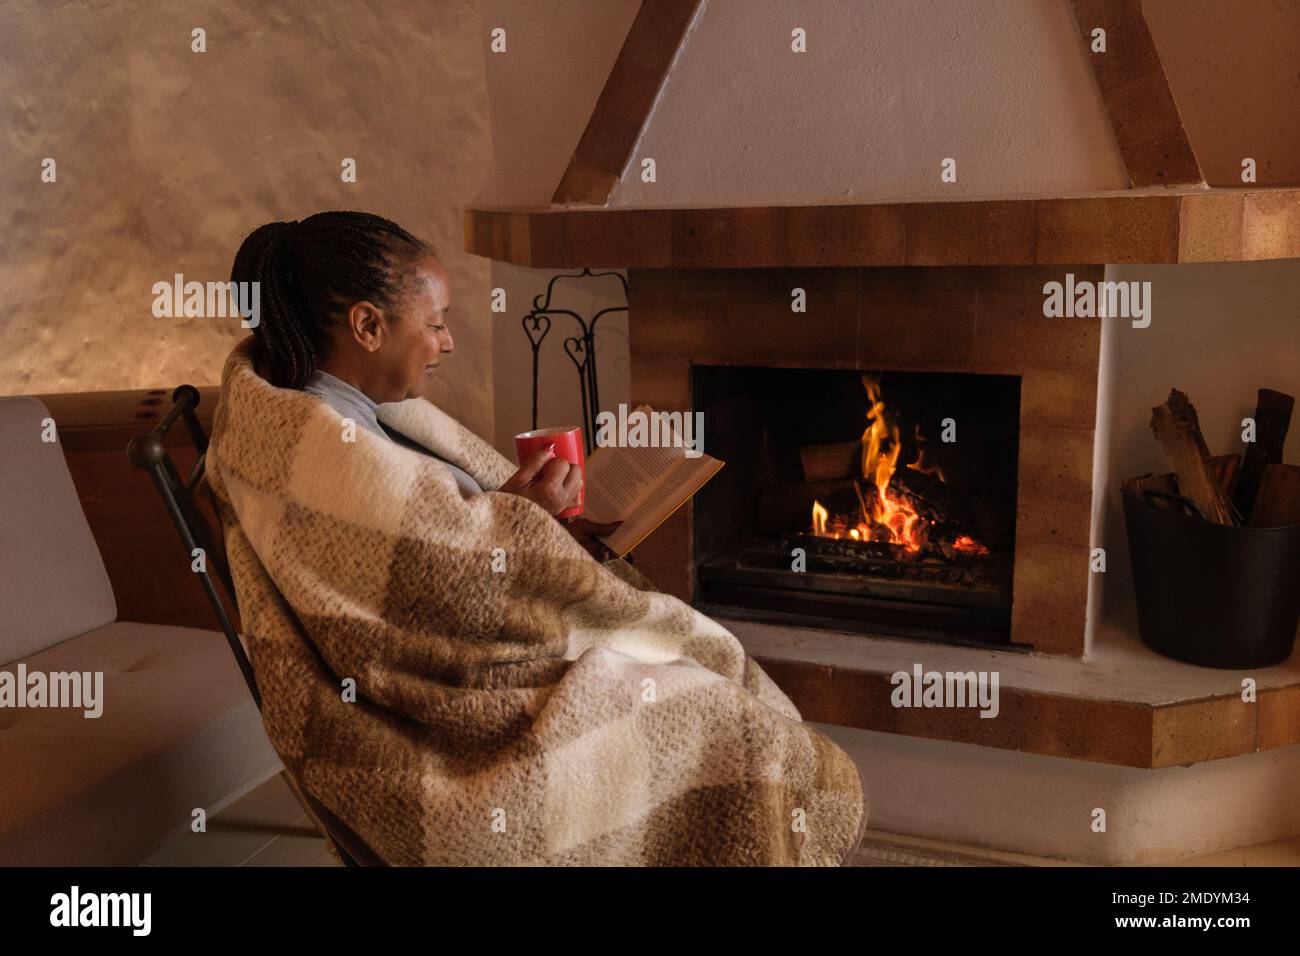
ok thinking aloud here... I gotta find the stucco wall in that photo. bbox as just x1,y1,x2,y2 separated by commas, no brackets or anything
1145,0,1300,187
480,0,640,454
1,0,496,438
607,0,1300,204
611,0,1130,206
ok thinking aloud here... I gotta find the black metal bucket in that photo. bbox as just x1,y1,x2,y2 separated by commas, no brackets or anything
1122,488,1300,668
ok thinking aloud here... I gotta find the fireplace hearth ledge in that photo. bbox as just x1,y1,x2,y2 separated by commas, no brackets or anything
814,721,1300,865
465,186,1300,268
724,615,1300,769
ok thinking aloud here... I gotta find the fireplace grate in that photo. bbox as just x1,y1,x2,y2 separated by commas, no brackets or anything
774,533,985,585
697,537,1014,647
690,365,1020,647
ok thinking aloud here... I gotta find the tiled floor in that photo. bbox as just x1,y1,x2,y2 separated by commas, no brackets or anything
142,772,339,867
848,829,1300,867
143,773,1300,867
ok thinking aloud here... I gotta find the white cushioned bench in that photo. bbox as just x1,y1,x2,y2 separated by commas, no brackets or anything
0,396,280,865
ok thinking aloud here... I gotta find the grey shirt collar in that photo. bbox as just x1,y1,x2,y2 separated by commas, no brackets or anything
302,369,385,439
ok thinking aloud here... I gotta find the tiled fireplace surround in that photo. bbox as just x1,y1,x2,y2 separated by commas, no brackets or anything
628,263,1104,658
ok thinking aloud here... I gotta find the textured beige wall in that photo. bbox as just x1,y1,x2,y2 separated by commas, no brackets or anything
479,0,641,208
1145,0,1300,187
608,0,1300,202
480,0,640,454
612,0,1130,206
1,0,496,438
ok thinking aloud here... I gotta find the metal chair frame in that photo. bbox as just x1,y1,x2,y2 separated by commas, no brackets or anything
128,385,386,867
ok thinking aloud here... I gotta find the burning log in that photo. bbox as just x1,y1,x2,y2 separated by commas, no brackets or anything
758,472,981,554
1235,388,1294,518
780,531,964,568
1248,463,1300,528
852,470,973,544
882,468,969,528
779,375,990,559
1149,389,1237,525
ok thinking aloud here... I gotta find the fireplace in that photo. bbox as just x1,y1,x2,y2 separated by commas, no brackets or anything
627,265,1103,658
691,366,1021,648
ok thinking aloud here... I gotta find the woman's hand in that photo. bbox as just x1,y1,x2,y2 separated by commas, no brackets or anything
561,518,623,562
499,444,583,516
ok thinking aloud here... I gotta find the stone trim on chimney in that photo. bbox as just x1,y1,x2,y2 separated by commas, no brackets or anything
552,0,702,206
1068,0,1204,187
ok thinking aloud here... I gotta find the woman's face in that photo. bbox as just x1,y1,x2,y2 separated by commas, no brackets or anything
378,254,455,402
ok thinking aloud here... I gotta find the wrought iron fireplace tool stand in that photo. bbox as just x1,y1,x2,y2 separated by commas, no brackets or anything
521,267,628,456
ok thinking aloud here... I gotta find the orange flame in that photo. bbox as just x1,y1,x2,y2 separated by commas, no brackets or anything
811,499,828,537
807,377,987,557
859,374,923,552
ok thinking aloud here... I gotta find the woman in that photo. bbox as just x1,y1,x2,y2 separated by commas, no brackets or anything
229,210,618,559
209,210,867,866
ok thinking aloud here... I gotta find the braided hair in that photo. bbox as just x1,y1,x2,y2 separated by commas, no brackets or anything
230,211,434,389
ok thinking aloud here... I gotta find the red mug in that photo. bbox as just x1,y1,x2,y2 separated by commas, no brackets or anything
514,425,586,519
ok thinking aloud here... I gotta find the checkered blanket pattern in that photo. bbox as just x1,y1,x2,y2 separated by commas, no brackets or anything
205,335,866,865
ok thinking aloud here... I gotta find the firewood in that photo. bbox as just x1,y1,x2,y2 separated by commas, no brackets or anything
799,440,860,482
1207,454,1244,523
1122,471,1180,510
1248,463,1300,528
1208,454,1242,499
1149,389,1236,524
875,469,969,530
1235,389,1295,517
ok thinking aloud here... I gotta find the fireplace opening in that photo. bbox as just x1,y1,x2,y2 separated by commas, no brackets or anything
692,366,1022,649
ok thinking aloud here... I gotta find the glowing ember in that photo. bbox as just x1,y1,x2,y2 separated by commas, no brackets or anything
953,535,989,555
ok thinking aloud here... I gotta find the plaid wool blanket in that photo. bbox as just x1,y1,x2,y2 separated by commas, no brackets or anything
205,336,867,866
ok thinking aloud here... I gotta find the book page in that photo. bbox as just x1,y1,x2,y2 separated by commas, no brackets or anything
578,405,724,558
601,456,717,556
583,442,691,523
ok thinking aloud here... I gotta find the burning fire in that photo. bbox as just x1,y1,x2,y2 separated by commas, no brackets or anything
859,374,924,551
808,373,987,556
811,499,828,536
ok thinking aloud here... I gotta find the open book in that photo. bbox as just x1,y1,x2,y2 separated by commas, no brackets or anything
580,405,725,558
